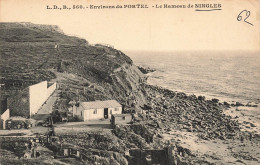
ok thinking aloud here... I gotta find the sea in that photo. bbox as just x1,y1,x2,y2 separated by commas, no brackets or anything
126,50,260,105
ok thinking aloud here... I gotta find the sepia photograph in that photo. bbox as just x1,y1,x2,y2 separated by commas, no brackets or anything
0,0,260,164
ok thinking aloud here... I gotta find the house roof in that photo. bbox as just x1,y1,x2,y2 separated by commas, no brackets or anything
81,100,121,109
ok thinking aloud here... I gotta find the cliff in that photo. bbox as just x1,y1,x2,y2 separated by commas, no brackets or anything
0,22,146,109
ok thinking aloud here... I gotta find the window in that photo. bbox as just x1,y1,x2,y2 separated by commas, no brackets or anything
110,110,112,114
93,109,97,114
122,117,126,120
115,107,119,111
81,111,82,116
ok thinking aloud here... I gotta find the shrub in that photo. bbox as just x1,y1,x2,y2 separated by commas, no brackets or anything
69,116,81,122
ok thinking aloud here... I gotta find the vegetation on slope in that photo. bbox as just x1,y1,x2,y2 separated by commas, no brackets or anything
0,22,143,109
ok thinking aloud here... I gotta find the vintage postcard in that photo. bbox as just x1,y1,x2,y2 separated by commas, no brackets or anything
0,0,260,164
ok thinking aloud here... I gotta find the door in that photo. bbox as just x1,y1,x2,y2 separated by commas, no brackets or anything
104,108,108,119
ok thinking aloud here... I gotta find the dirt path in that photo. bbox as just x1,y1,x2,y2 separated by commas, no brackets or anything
37,90,59,115
53,120,112,135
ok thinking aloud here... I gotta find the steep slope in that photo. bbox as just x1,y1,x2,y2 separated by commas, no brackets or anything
0,22,146,109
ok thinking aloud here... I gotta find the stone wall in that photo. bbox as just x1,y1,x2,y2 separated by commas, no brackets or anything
8,89,30,117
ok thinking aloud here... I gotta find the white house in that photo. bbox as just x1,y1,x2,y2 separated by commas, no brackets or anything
73,100,122,121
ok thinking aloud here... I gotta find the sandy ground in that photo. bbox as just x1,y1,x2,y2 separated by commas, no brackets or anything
224,106,260,134
159,105,260,165
161,129,260,164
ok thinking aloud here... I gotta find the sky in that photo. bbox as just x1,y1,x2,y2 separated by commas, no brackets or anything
1,0,260,52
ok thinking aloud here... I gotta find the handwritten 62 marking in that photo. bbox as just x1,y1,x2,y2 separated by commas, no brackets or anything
237,10,253,26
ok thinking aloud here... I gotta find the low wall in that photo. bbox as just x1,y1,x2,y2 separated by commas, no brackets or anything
0,136,35,142
1,109,10,121
113,115,132,126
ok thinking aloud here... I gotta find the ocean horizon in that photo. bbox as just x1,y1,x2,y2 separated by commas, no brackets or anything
126,50,260,105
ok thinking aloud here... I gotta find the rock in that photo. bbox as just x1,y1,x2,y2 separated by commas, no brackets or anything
113,152,128,165
137,66,156,74
212,98,219,103
250,123,256,127
235,102,244,106
224,101,230,106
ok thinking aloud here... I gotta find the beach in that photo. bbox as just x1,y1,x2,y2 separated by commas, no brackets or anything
127,51,260,164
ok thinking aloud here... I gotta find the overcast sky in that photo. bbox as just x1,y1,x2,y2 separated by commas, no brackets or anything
1,0,259,52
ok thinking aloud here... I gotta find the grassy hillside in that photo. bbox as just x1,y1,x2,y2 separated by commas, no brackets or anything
0,22,144,109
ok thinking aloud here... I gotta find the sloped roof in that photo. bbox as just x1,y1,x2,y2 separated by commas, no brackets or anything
81,100,121,109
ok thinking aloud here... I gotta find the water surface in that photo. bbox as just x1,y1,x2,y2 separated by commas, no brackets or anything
126,50,260,104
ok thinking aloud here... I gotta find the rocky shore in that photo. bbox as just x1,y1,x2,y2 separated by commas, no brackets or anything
128,83,260,164
138,84,241,140
137,66,156,74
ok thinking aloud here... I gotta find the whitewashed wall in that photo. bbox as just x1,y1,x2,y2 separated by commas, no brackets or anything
84,108,104,121
29,81,47,116
1,109,10,121
73,104,123,121
83,106,122,121
1,109,10,129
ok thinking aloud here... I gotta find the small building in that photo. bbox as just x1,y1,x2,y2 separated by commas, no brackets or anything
7,81,57,118
0,98,10,129
129,146,176,165
111,114,132,127
73,100,122,121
